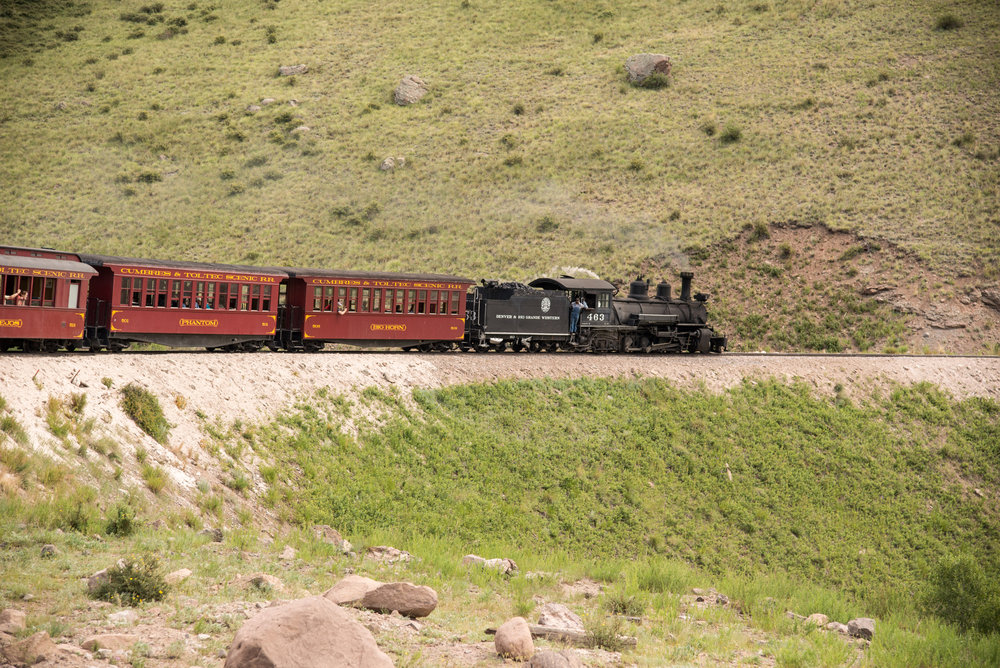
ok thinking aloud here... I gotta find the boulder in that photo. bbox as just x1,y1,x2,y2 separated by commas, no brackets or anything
324,575,383,606
805,613,829,626
1,631,59,667
393,75,427,105
224,595,393,668
624,53,672,84
0,608,26,635
278,64,308,76
529,650,582,668
87,568,110,595
81,634,139,651
280,546,297,561
360,582,437,618
495,616,533,661
847,617,875,640
366,546,412,564
165,568,192,585
535,603,584,633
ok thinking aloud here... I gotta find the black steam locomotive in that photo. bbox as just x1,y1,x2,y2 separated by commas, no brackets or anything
464,271,726,354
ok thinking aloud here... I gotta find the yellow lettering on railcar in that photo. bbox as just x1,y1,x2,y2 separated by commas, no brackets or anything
0,319,23,328
179,319,219,327
370,324,406,332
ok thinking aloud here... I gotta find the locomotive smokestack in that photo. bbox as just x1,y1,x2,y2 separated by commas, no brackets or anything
680,271,693,301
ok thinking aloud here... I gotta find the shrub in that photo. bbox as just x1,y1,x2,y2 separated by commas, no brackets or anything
142,464,168,494
935,14,962,31
700,121,716,137
91,556,169,606
225,471,250,493
1,415,29,446
121,384,169,443
720,125,742,144
924,555,1000,634
585,614,626,651
535,215,559,233
512,102,525,115
101,377,113,389
604,591,644,616
637,73,670,89
105,503,137,536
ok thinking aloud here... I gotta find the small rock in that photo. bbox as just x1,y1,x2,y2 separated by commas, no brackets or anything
529,650,582,668
87,568,111,595
806,613,828,626
394,74,427,105
41,545,58,559
241,573,283,593
973,488,984,498
624,53,672,84
149,519,166,530
197,633,211,641
312,525,352,552
261,98,276,106
691,588,706,596
366,545,412,564
55,101,67,110
495,616,534,660
108,610,138,626
536,603,584,633
246,105,261,113
0,609,27,635
847,617,875,641
165,568,192,585
279,546,296,561
21,594,33,602
404,620,422,632
717,594,729,606
379,157,396,171
291,125,310,134
288,99,299,107
199,528,224,542
826,621,849,634
278,64,307,76
217,649,227,658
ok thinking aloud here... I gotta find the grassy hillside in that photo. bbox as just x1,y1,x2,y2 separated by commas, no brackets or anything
3,377,1000,665
1,0,998,279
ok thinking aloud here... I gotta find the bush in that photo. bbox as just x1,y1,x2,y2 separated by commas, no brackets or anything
121,384,169,443
720,125,742,144
105,503,137,536
637,73,670,89
604,591,644,616
92,556,169,606
142,464,168,494
924,555,1000,634
935,14,962,31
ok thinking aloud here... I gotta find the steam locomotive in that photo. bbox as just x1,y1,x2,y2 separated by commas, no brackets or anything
0,244,724,354
464,272,726,354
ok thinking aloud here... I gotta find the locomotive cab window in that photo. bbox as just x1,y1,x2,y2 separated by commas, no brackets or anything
596,293,611,309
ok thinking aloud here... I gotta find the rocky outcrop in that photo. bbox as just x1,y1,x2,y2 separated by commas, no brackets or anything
981,287,1000,313
495,616,533,660
393,75,427,105
313,525,352,552
360,582,437,618
225,596,393,668
366,546,412,564
278,64,308,76
81,634,139,651
0,609,26,636
624,53,672,84
1,632,60,666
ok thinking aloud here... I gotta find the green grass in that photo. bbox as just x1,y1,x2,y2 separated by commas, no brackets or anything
253,379,999,617
0,0,997,278
120,384,170,443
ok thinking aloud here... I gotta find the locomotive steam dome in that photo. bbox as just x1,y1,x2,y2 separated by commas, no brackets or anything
656,282,672,300
628,279,649,300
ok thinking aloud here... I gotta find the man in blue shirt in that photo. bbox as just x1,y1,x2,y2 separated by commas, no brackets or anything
569,297,589,340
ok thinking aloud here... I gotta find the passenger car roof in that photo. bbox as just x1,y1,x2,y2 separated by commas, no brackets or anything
0,254,97,275
77,254,288,278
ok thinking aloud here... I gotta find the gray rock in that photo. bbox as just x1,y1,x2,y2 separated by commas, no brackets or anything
165,568,192,585
40,544,57,558
261,98,277,106
535,603,584,633
313,525,352,552
278,64,308,76
826,621,849,634
624,53,672,84
366,545,412,564
495,616,533,660
462,553,517,575
279,546,296,561
81,634,139,651
87,568,110,595
379,157,396,171
108,610,138,626
529,650,582,668
246,105,262,113
1,632,59,666
981,287,1000,312
847,617,875,640
243,573,283,593
805,613,828,626
291,125,310,134
394,75,427,105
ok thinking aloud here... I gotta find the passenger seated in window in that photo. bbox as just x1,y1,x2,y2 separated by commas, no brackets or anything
337,300,348,315
3,289,26,305
194,298,203,309
182,298,190,308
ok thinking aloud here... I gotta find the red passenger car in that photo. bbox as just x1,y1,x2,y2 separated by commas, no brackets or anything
0,246,97,352
277,268,473,351
78,254,288,351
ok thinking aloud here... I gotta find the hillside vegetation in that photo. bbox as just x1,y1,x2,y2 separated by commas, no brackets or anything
1,0,998,279
2,377,999,665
